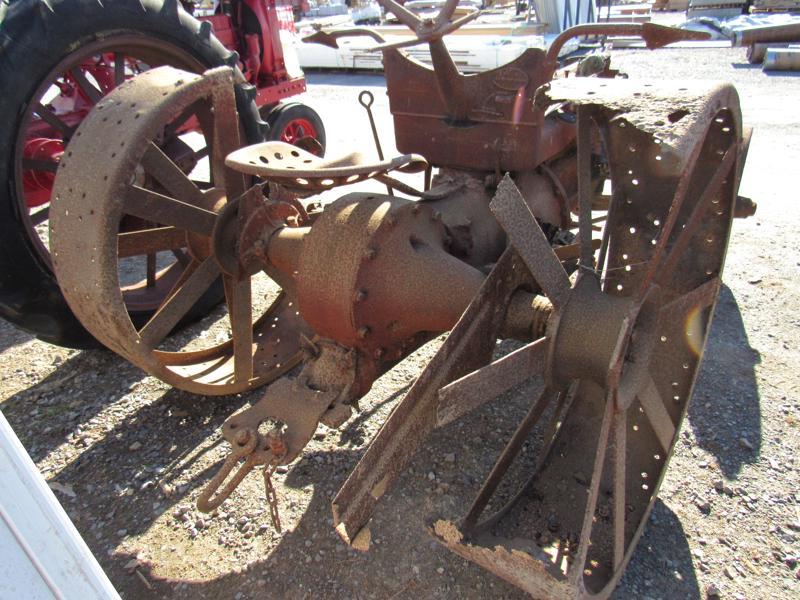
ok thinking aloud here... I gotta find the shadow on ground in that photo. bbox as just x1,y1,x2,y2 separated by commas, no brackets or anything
687,285,761,479
0,284,759,599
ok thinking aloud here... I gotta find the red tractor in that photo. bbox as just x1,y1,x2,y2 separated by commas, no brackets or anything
0,0,325,347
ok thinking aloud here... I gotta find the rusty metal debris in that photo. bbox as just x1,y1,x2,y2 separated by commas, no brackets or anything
49,0,753,594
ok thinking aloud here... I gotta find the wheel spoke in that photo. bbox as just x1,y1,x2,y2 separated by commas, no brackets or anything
437,337,547,426
146,253,157,288
660,277,720,321
114,52,126,87
576,106,595,270
33,103,73,139
224,275,254,383
138,256,220,347
29,206,50,226
613,410,627,570
22,158,59,173
490,175,571,308
69,67,103,104
124,185,217,236
117,226,186,258
637,374,675,453
164,101,204,139
141,143,206,206
657,147,736,286
637,143,733,298
462,386,558,530
572,396,614,582
171,248,191,267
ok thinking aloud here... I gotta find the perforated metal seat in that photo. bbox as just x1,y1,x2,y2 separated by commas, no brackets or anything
225,141,428,193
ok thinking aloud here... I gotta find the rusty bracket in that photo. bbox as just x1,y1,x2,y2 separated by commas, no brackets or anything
197,377,338,513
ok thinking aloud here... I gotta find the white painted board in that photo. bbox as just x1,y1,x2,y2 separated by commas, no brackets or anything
0,411,119,600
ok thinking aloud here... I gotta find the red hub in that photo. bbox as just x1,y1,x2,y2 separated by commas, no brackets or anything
280,118,318,147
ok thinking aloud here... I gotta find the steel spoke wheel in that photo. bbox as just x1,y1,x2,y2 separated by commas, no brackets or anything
429,86,742,598
51,66,308,395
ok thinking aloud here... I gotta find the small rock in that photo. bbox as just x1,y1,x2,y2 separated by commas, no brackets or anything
706,583,721,597
195,518,205,530
739,437,753,450
444,453,456,463
129,441,142,451
412,565,420,575
275,466,288,474
188,527,198,538
696,499,711,515
139,480,155,492
724,565,735,580
436,567,444,574
116,529,127,537
427,471,436,481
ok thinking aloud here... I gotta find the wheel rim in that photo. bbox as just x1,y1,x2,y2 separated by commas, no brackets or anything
14,35,207,314
425,91,740,598
50,66,310,395
279,117,319,148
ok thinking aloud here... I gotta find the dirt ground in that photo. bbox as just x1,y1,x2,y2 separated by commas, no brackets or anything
1,46,799,600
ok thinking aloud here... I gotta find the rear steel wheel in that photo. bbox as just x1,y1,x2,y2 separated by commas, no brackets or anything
51,66,308,395
429,85,742,597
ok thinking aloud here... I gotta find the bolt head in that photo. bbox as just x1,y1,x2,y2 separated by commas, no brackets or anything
234,429,251,446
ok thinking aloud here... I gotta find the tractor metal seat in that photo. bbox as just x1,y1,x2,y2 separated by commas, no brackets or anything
225,141,428,193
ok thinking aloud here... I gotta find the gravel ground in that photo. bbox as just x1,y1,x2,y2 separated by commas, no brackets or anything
1,46,799,600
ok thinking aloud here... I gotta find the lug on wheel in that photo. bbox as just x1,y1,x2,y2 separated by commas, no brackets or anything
50,66,309,394
425,81,742,597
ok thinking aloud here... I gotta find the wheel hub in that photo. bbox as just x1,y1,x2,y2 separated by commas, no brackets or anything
547,274,662,410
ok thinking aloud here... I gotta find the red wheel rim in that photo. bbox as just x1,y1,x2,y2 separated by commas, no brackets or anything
280,117,319,148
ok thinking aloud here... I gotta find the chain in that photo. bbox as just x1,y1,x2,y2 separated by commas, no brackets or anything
263,464,282,533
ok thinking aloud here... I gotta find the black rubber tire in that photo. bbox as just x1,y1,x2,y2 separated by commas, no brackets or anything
265,102,327,156
0,0,265,348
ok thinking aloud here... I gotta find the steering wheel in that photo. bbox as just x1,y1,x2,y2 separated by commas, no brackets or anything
372,0,482,51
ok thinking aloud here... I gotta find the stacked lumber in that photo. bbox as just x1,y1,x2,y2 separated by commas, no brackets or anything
687,0,747,18
651,0,690,11
751,0,800,12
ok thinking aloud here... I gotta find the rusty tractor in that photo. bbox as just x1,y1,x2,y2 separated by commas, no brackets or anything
48,0,755,596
